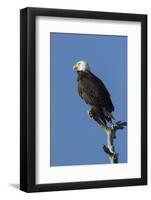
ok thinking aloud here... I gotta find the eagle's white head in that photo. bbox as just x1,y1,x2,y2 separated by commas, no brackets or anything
73,60,90,72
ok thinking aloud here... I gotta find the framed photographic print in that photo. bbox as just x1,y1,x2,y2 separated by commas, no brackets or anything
20,7,147,192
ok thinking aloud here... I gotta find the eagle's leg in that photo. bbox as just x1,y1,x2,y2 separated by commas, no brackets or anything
87,106,108,129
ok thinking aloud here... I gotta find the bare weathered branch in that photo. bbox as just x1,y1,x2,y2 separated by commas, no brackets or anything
88,111,127,164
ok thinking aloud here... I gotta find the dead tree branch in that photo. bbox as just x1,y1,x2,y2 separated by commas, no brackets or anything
88,112,127,164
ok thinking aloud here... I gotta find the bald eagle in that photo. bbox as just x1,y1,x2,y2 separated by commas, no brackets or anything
73,60,115,125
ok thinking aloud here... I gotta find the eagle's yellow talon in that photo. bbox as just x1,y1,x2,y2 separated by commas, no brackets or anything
88,110,93,118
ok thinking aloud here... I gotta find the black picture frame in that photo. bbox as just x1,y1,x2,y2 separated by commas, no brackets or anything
20,7,147,192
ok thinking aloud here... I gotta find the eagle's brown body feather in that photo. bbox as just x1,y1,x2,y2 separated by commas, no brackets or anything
77,70,114,125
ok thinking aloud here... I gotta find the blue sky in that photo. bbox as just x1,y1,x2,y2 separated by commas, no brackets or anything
50,32,127,166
